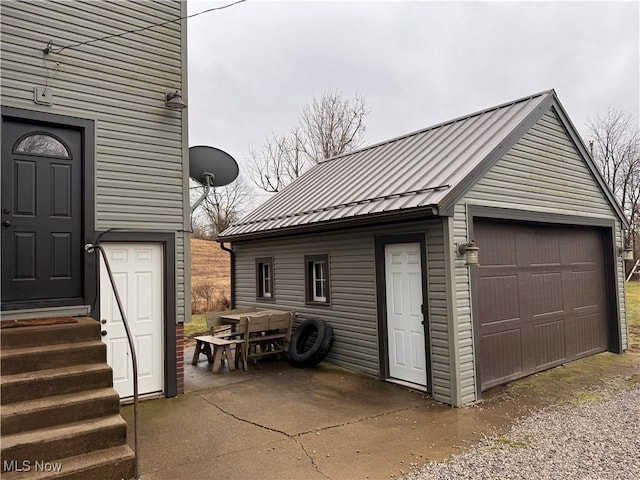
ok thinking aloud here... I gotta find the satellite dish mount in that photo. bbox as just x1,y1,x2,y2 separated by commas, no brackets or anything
191,171,216,212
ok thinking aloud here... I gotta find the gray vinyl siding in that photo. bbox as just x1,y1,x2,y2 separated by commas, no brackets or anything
1,0,188,322
233,219,452,401
616,224,628,350
452,108,628,404
235,234,378,376
1,0,184,229
451,205,479,405
425,220,452,403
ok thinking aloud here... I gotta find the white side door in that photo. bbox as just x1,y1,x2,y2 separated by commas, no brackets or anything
385,243,427,386
100,243,164,398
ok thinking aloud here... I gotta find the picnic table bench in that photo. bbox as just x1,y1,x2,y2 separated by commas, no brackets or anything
236,312,294,371
191,335,238,373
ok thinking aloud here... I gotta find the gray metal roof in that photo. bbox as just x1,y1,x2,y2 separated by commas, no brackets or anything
219,90,624,240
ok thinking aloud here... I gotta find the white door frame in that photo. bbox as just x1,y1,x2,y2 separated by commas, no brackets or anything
375,234,430,392
100,242,165,399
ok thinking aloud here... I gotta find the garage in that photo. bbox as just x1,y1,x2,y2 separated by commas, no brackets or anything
219,90,629,406
475,219,610,390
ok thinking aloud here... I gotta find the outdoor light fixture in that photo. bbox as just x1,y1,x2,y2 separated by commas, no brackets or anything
617,244,634,260
165,90,187,109
457,240,480,266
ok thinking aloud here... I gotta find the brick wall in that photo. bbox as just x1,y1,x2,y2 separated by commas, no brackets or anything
176,323,184,394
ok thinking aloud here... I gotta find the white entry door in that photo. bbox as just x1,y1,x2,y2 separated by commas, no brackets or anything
385,243,427,386
100,243,164,398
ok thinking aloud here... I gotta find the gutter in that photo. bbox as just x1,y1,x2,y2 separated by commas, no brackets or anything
219,205,440,243
217,240,235,308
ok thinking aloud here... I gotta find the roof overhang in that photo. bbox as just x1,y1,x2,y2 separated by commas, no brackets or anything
218,205,439,242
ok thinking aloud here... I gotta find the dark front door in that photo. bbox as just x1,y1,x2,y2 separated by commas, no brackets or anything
1,120,83,309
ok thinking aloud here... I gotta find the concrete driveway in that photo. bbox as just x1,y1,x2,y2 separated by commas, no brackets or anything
122,347,640,480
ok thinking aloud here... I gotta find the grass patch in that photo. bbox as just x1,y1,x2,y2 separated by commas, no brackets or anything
626,281,639,328
495,437,530,449
184,314,208,338
625,374,640,388
570,391,603,405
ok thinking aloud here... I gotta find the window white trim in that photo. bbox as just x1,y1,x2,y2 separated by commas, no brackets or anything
256,257,274,301
312,261,326,302
261,263,272,298
304,254,330,305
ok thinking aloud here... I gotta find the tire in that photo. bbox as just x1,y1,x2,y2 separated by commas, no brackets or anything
289,318,334,368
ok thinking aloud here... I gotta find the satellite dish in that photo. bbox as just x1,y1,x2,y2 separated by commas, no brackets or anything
189,146,239,213
189,145,239,187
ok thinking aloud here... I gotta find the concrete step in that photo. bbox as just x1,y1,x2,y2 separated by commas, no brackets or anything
0,340,107,375
0,445,135,480
0,317,99,349
0,316,134,480
1,388,120,436
1,415,129,467
1,363,113,405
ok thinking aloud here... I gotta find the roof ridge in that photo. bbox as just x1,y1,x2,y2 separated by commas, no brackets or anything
319,89,555,165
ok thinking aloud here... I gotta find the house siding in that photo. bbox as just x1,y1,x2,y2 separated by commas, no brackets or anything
232,219,453,402
616,225,628,349
0,0,189,323
452,108,628,405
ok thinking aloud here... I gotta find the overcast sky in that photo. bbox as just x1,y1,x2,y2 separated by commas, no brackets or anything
187,0,639,196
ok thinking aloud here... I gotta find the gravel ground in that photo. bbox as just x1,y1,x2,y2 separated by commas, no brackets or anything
406,377,640,480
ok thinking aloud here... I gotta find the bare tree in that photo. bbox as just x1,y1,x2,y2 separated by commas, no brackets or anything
193,281,216,312
297,90,368,162
249,90,369,192
190,214,211,240
247,133,307,193
585,107,640,256
191,176,254,238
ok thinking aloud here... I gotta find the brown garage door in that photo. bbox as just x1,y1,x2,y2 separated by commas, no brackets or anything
475,220,609,390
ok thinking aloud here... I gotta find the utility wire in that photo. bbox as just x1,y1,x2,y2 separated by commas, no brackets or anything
49,0,247,55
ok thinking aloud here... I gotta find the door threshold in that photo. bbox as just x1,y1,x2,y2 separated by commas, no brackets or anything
1,305,92,321
120,391,164,405
386,378,427,392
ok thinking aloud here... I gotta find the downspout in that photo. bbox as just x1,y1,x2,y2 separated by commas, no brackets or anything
218,240,235,309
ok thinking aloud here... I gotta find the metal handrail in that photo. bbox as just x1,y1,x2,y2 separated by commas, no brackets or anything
85,243,140,480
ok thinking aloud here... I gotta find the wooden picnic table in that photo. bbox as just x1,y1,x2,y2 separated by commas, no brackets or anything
227,310,294,371
191,309,295,373
218,309,293,323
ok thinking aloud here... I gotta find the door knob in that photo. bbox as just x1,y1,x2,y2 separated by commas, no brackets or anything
101,330,107,336
2,221,10,227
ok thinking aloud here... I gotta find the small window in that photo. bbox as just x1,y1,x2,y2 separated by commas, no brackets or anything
312,261,326,301
14,133,71,158
305,254,331,305
256,257,274,300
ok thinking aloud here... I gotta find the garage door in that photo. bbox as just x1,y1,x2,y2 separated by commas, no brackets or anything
475,220,609,390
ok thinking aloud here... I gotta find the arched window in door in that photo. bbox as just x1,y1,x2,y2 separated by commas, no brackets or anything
13,132,71,158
